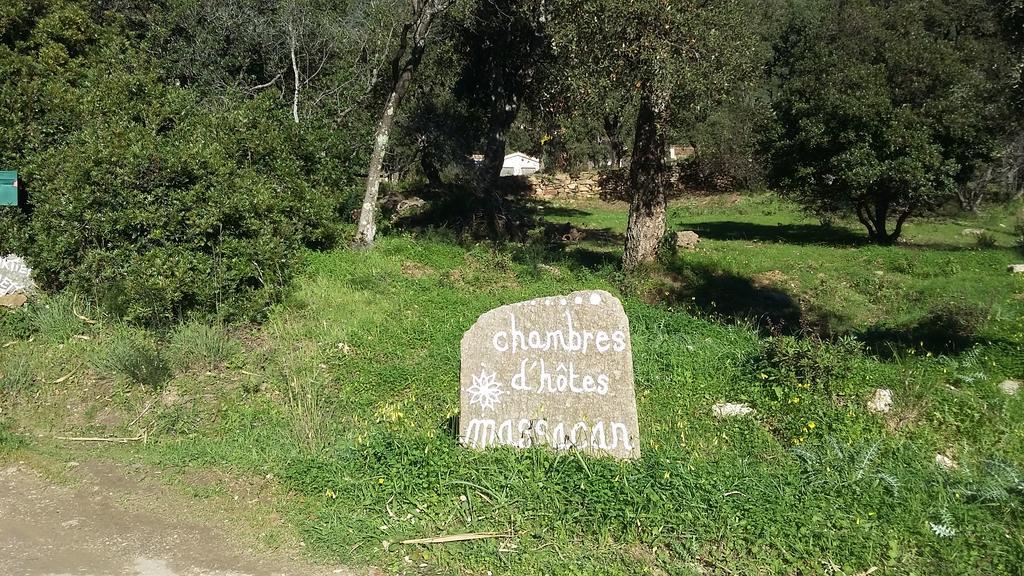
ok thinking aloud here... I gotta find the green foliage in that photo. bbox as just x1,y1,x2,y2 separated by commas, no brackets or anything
3,200,1024,573
768,0,1015,244
754,335,863,441
0,355,34,392
0,307,33,342
756,335,861,397
167,322,241,370
24,92,344,325
1015,217,1024,253
917,299,990,347
29,293,91,343
0,1,351,326
682,94,772,190
91,326,171,388
789,438,902,498
996,0,1024,111
656,230,679,264
550,0,762,130
974,230,998,248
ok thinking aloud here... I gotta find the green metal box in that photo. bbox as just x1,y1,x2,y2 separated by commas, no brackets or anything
0,171,18,206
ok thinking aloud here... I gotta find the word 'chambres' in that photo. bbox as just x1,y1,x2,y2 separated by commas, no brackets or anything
492,311,626,354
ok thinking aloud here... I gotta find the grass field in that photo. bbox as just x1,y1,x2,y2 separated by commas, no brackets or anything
2,194,1023,575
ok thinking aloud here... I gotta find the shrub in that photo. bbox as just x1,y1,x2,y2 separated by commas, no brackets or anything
657,230,679,264
91,327,171,388
755,334,862,398
915,300,989,350
753,335,864,443
0,8,351,326
1014,218,1024,254
975,231,997,248
16,93,345,325
0,307,33,342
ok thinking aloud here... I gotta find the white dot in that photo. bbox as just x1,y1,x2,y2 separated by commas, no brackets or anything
560,298,567,305
589,293,602,305
574,296,583,305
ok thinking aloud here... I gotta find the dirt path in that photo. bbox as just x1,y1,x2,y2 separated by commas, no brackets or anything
0,459,359,576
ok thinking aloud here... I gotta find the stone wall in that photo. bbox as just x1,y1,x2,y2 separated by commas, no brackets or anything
527,171,603,200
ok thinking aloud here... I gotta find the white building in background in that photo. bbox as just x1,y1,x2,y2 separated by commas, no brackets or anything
500,152,542,176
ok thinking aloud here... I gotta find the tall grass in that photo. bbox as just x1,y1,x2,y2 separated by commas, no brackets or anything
0,355,34,391
30,293,93,342
91,327,171,388
167,321,241,370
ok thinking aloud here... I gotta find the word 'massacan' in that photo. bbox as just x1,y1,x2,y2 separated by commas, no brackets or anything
463,418,635,451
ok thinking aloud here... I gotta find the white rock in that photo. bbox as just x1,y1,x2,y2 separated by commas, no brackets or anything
998,379,1020,395
867,389,893,413
935,453,958,470
961,228,985,236
0,254,36,297
1009,264,1024,274
712,402,755,418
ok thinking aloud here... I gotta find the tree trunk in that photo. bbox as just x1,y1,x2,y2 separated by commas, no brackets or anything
355,88,402,246
855,197,908,245
481,125,508,185
419,136,444,189
354,1,449,247
471,119,523,240
603,114,625,169
957,166,990,213
473,61,524,239
289,23,300,123
623,92,668,272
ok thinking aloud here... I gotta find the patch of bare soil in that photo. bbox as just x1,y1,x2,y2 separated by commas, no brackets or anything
400,261,435,279
751,269,796,291
0,459,364,576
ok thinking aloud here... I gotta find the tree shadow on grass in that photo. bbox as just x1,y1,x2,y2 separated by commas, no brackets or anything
534,203,593,219
687,220,984,252
854,302,991,357
518,217,625,271
857,325,977,358
685,221,866,246
655,260,811,336
559,247,622,270
655,260,992,355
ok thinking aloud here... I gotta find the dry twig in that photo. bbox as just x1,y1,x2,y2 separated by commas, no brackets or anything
400,532,506,545
55,434,145,443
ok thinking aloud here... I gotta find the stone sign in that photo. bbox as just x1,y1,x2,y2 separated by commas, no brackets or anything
459,290,641,459
0,255,36,297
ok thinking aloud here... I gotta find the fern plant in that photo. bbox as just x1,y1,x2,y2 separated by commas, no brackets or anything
929,508,957,538
789,437,901,496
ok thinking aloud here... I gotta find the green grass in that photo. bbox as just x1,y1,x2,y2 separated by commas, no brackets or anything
167,321,242,370
546,195,1024,343
90,326,172,389
1,194,1023,574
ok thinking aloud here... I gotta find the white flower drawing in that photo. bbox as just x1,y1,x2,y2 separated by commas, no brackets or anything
468,369,504,411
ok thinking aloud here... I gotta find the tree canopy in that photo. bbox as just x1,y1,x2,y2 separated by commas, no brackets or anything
0,0,1022,322
768,0,1016,243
